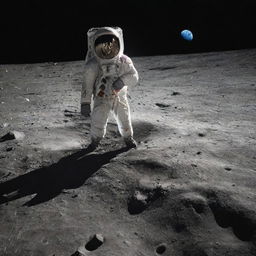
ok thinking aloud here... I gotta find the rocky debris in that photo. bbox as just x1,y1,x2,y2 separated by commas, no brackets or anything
149,66,177,71
128,186,166,215
71,251,84,256
64,113,74,117
71,234,104,256
127,190,148,215
85,233,104,251
2,123,9,128
0,131,25,142
171,91,181,96
0,132,15,142
155,103,170,108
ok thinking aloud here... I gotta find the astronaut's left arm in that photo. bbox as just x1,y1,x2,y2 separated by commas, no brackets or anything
120,56,139,88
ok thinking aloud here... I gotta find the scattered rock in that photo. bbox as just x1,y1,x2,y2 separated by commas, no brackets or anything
171,91,181,96
64,113,74,117
155,103,170,108
72,234,105,256
0,132,15,142
0,131,25,142
85,234,104,251
128,186,166,215
149,66,177,71
71,251,84,256
127,191,148,215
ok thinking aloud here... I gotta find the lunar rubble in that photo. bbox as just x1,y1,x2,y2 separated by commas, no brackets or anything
0,49,256,255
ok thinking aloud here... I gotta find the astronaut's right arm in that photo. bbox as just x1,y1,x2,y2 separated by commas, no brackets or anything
81,60,98,117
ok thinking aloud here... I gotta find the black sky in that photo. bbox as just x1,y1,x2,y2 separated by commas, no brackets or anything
1,0,256,63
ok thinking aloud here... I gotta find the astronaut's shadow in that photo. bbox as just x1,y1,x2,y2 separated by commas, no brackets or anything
0,146,129,207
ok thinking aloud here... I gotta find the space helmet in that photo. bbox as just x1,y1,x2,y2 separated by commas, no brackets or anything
85,27,124,63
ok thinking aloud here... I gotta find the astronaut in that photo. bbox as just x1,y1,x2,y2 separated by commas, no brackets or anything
81,27,139,149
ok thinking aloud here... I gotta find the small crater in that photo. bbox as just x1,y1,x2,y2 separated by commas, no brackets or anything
224,167,232,171
155,243,167,254
198,133,205,137
209,201,255,241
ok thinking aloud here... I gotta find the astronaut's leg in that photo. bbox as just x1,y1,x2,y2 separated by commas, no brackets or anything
90,96,112,149
113,95,137,148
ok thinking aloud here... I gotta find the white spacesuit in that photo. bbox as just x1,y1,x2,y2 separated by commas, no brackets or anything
81,27,139,149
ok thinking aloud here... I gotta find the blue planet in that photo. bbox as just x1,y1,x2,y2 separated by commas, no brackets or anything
181,30,193,41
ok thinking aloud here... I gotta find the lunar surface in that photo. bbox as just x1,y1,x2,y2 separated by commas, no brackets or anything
0,49,256,256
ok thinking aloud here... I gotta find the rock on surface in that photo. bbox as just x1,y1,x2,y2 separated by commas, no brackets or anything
0,131,25,142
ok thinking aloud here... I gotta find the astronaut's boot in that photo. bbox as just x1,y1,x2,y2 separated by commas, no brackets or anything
124,136,137,149
88,137,101,151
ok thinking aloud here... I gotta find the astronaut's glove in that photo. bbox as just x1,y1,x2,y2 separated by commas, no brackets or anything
112,78,125,91
81,103,91,117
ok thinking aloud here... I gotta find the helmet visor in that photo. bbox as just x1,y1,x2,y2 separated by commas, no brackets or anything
94,34,120,59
